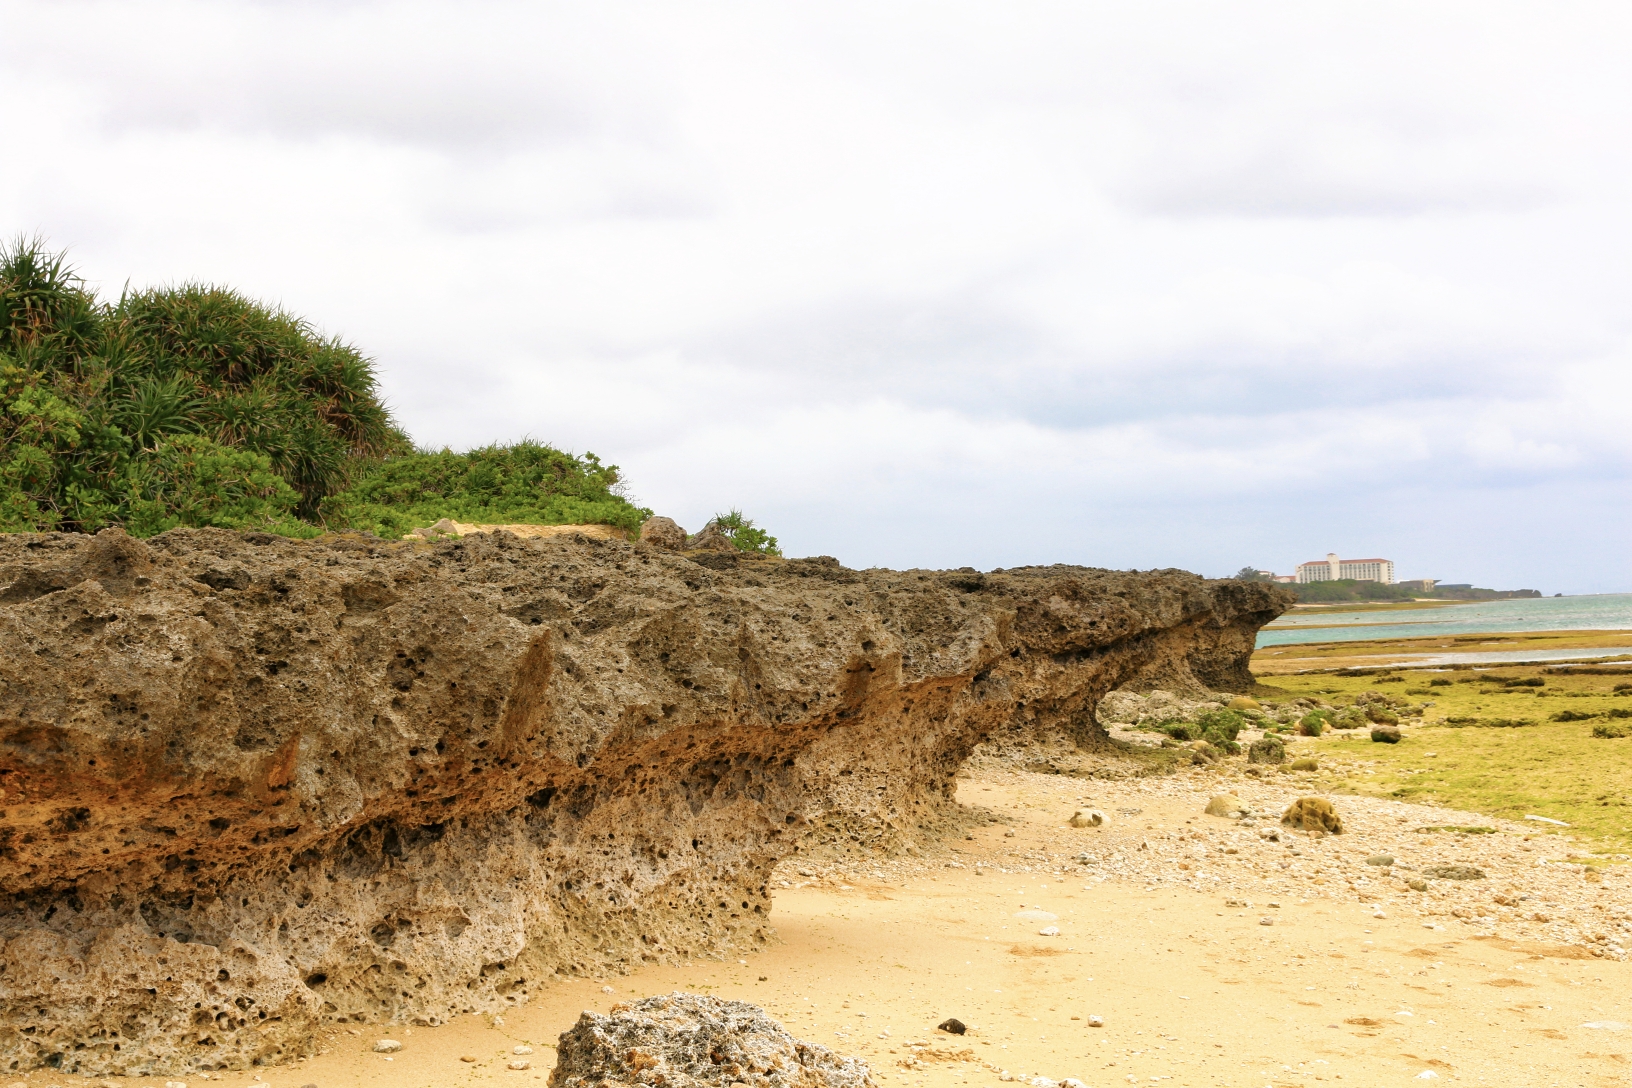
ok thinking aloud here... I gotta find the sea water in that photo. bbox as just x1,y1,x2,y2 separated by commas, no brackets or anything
1256,592,1632,649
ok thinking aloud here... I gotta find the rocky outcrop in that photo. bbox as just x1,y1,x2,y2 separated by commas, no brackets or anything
0,529,1289,1075
550,992,872,1088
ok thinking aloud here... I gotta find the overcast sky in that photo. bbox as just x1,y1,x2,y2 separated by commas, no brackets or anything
3,2,1629,591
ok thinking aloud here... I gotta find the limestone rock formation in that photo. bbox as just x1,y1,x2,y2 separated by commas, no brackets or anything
0,528,1288,1074
638,517,687,551
1281,797,1343,834
550,992,871,1088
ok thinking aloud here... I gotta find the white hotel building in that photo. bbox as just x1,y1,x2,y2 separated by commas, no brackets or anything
1296,553,1395,584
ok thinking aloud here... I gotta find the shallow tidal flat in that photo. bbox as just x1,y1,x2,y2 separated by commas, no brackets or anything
1249,660,1632,852
1253,628,1632,673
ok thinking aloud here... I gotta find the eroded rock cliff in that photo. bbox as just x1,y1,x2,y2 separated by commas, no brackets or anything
0,529,1289,1075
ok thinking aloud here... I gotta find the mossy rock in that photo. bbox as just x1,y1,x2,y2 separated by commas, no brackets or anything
1290,757,1319,771
1228,696,1262,712
1370,726,1402,744
1282,796,1343,834
1247,737,1286,764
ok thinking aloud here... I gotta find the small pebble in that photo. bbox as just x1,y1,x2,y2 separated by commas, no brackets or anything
936,1018,966,1035
1039,926,1060,936
513,1045,534,1055
460,1055,478,1063
165,1082,187,1088
1087,1015,1104,1027
602,985,615,994
1365,855,1394,867
372,1040,402,1054
508,1060,532,1071
1259,917,1274,926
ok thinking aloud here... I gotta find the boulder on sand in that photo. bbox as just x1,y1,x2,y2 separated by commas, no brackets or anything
1281,797,1343,834
1247,737,1285,764
1204,794,1248,818
550,992,874,1088
1068,809,1107,828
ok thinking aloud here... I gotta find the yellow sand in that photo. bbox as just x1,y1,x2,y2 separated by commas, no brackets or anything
20,769,1627,1088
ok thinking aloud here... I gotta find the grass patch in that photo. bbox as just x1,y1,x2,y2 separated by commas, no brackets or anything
1262,664,1632,851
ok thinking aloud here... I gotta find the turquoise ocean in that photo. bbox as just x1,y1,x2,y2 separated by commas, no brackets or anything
1256,593,1632,663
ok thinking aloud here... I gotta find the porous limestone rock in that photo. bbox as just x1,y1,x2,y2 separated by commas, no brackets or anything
1281,797,1344,834
550,992,871,1088
0,528,1288,1074
638,517,687,552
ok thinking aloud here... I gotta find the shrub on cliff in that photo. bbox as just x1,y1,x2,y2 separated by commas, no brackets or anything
0,237,403,532
707,509,782,556
321,442,652,539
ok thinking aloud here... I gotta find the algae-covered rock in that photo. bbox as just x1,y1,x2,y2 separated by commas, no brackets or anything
1248,737,1286,764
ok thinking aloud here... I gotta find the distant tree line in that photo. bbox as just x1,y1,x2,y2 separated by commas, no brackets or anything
1230,567,1540,602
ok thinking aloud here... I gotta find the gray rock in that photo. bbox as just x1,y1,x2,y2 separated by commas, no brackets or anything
686,521,739,553
373,1039,402,1053
1365,855,1394,867
1422,864,1485,881
550,992,874,1088
638,516,687,551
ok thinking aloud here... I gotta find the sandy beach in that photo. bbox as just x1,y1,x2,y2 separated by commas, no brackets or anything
13,762,1625,1088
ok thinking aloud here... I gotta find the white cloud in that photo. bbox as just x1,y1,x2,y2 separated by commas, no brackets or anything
1,0,1628,590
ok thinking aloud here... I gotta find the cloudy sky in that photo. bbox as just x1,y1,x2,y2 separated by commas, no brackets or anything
3,2,1629,591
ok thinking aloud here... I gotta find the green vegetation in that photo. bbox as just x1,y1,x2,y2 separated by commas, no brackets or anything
1256,664,1632,850
1,237,400,533
705,509,782,556
0,239,686,542
323,442,650,539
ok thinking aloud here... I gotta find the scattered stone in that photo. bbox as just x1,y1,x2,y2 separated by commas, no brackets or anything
1408,879,1430,892
1204,794,1248,818
1225,898,1250,908
638,516,687,551
1038,926,1061,936
513,1045,534,1055
1029,1077,1058,1088
1371,726,1402,744
1014,909,1059,922
1290,757,1319,771
1228,696,1262,711
937,1018,966,1035
1061,1079,1086,1088
508,1060,531,1071
460,1056,478,1063
1087,1016,1104,1028
1366,855,1394,867
1282,797,1343,834
1422,865,1486,881
165,1082,187,1088
1259,917,1274,926
1068,809,1107,828
551,992,873,1088
1247,737,1286,765
372,1040,402,1054
1582,1020,1628,1031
